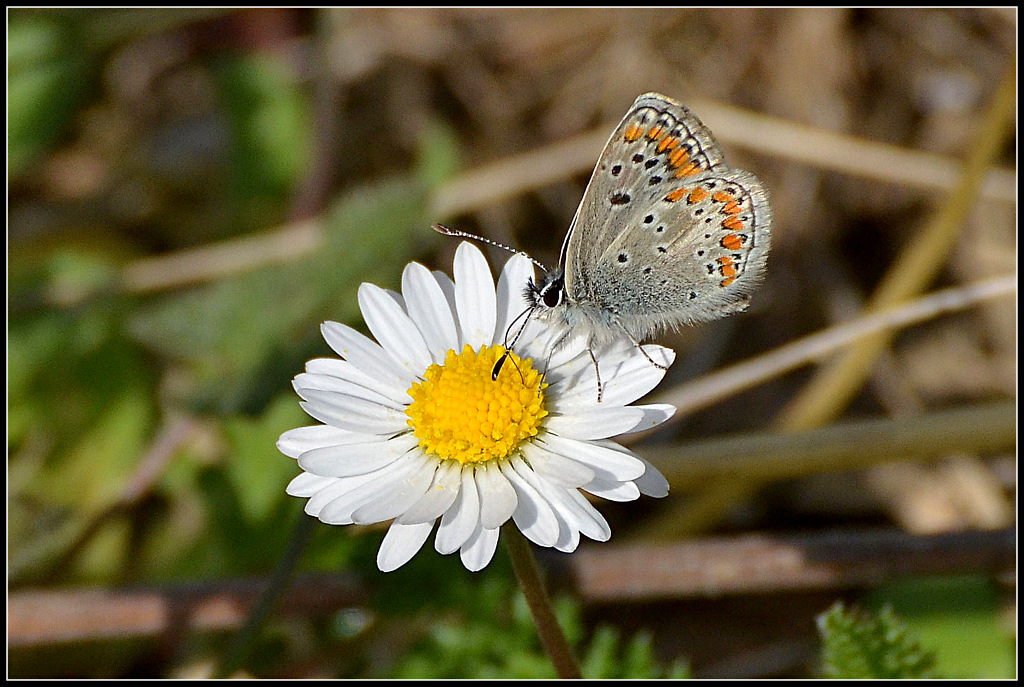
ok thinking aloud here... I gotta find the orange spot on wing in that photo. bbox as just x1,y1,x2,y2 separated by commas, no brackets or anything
656,136,679,153
712,191,733,203
668,148,689,167
646,125,665,140
721,234,743,250
687,187,708,203
665,188,688,203
624,125,643,142
723,216,744,231
673,162,701,177
723,201,742,214
720,276,736,287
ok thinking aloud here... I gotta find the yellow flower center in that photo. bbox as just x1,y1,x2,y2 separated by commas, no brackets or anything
405,344,547,465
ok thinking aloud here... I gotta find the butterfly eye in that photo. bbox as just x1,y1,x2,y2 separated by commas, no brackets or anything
542,281,563,308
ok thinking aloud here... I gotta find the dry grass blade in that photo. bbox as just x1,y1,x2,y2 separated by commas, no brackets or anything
648,275,1014,422
565,528,1014,601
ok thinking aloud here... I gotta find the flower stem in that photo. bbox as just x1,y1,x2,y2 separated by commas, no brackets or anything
212,513,316,678
503,524,582,679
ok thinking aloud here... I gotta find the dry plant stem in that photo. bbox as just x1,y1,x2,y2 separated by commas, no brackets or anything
647,275,1014,425
651,401,1013,489
570,527,1015,601
503,524,583,679
671,60,1017,536
8,571,366,648
10,416,199,584
777,60,1017,432
212,515,317,679
645,400,1013,540
687,97,1015,203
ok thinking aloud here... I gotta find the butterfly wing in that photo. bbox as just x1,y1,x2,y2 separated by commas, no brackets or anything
561,93,771,338
560,93,726,299
591,169,772,334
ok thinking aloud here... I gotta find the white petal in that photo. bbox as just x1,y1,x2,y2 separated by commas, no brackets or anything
277,424,359,459
501,459,560,547
510,456,576,550
316,454,428,525
303,470,381,517
351,455,438,524
494,253,536,347
530,326,589,375
320,321,413,396
474,462,518,530
298,388,409,435
535,432,645,481
358,282,434,374
298,433,417,477
459,524,500,572
562,489,611,542
435,467,480,554
377,520,435,572
397,459,463,524
453,242,496,349
539,343,594,393
401,261,459,362
547,345,675,411
432,270,458,321
293,372,405,411
528,476,605,550
543,406,646,441
634,456,670,498
520,441,595,489
286,471,338,497
631,403,677,432
304,357,410,407
582,477,640,502
508,322,581,382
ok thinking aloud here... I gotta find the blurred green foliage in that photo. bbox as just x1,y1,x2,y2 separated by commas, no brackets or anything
215,54,311,200
818,601,939,678
866,576,1014,679
388,578,690,679
819,581,1013,679
8,13,94,178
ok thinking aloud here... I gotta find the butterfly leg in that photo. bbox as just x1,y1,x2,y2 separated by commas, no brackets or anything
588,347,603,403
536,328,568,399
620,328,668,371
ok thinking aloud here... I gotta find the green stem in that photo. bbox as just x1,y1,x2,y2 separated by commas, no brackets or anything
212,513,316,678
503,524,582,679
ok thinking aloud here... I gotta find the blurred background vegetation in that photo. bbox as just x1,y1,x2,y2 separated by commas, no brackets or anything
7,8,1015,678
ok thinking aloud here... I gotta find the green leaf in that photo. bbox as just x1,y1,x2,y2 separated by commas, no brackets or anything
818,601,940,678
8,14,92,178
212,53,311,206
127,176,434,414
867,576,1014,678
223,394,309,523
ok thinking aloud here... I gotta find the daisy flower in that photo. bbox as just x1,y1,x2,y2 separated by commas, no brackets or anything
277,242,675,572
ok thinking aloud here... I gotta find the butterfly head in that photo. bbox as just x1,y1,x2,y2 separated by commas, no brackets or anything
526,268,566,311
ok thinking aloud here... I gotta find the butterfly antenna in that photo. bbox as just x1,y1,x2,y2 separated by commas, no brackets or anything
432,224,549,272
491,306,535,380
